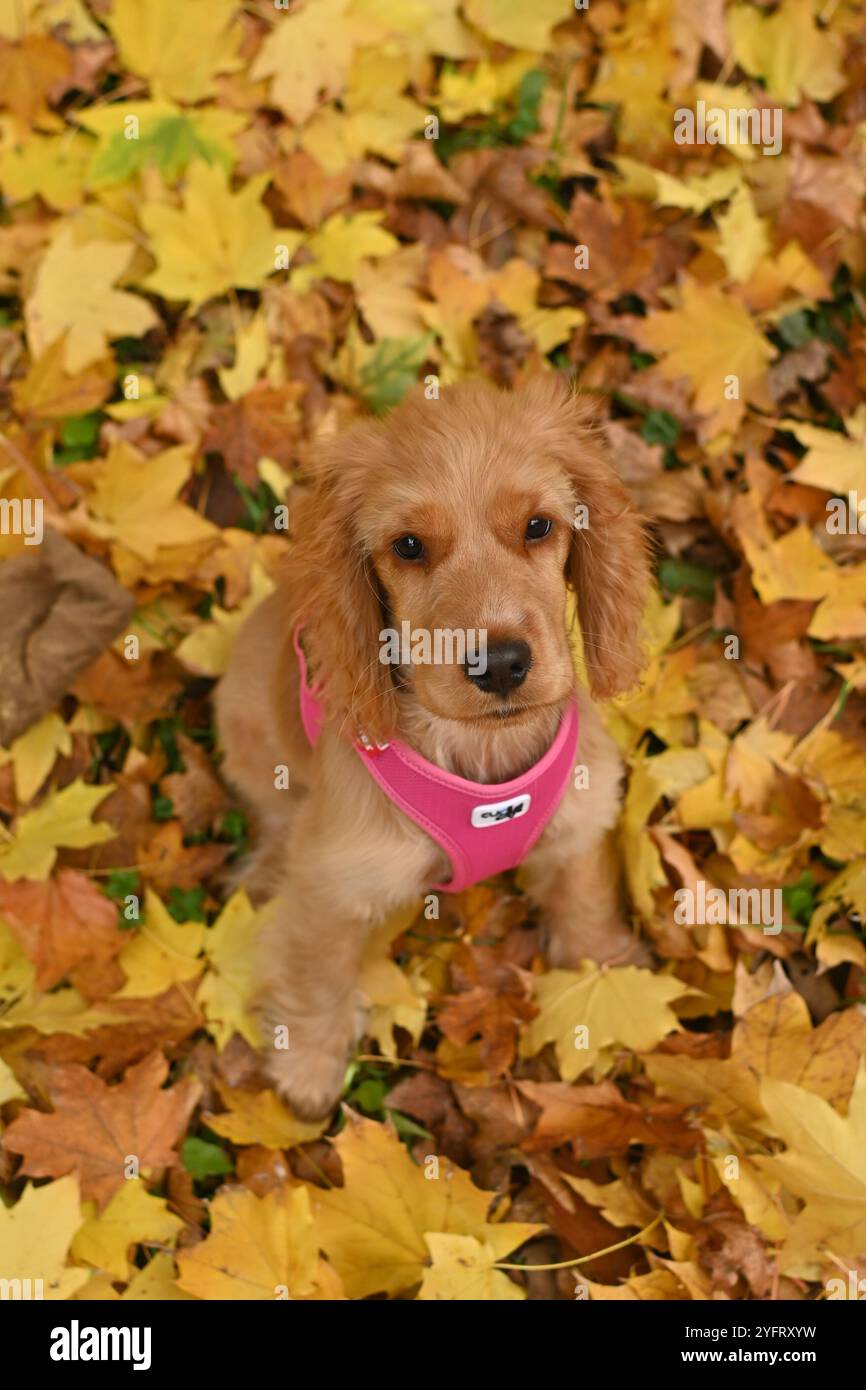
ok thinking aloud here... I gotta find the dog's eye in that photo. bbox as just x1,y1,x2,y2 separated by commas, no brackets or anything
525,517,552,542
393,534,425,561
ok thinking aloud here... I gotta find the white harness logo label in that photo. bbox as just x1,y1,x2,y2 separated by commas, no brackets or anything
471,793,531,828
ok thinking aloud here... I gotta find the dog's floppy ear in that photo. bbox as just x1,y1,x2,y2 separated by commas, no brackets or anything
521,375,651,699
282,423,397,742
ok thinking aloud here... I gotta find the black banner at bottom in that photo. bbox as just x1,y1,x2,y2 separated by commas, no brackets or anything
3,1294,857,1378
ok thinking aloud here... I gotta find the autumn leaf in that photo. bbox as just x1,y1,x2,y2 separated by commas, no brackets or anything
115,889,204,998
786,413,866,496
518,1078,701,1157
635,278,776,437
0,868,124,989
70,1178,184,1281
105,0,243,104
196,891,263,1050
176,1184,344,1300
249,0,353,124
141,161,295,309
290,210,399,294
728,0,846,105
0,780,115,882
81,438,218,562
464,0,572,52
0,710,71,803
309,1113,542,1298
25,227,157,372
0,1176,89,1300
204,1080,325,1149
756,1065,866,1266
418,1233,524,1301
4,1051,200,1208
519,963,691,1080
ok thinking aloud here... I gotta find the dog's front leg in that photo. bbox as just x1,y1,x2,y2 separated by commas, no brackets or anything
255,868,367,1121
524,831,648,969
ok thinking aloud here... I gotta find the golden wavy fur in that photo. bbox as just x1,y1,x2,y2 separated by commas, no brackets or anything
217,375,651,1118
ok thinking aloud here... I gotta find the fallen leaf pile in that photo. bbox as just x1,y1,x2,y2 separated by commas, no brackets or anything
1,0,866,1302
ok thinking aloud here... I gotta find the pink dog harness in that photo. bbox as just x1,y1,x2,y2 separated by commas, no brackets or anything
293,628,579,893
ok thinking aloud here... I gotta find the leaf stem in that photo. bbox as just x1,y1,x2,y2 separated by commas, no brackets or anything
494,1212,663,1272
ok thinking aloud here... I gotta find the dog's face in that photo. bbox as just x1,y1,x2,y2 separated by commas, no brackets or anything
286,376,650,742
363,446,577,726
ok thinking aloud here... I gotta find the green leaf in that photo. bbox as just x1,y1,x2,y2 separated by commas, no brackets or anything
641,409,680,447
782,871,816,927
167,886,207,923
88,115,232,188
57,411,104,464
507,69,546,140
387,1108,433,1143
182,1137,234,1180
151,793,175,822
359,334,434,415
657,556,717,602
778,310,813,348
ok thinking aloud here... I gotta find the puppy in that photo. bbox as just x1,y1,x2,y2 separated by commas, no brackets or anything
216,374,651,1119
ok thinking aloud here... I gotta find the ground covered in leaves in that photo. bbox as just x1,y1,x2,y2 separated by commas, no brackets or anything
2,0,866,1302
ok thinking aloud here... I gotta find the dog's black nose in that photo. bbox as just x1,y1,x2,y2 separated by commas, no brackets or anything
465,639,532,697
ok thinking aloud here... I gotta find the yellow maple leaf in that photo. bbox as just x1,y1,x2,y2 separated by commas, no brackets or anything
291,210,399,294
615,157,743,213
786,411,866,496
564,1174,657,1230
355,243,428,340
724,717,795,811
437,52,535,121
520,962,691,1080
204,1080,325,1148
250,0,353,123
715,186,770,283
587,2,677,152
105,0,243,103
141,161,294,309
330,48,426,163
70,1179,184,1281
123,1251,194,1300
464,0,571,52
491,259,584,354
728,0,846,105
636,278,776,436
0,986,122,1035
418,1233,524,1300
733,488,866,640
0,712,71,804
0,780,115,882
756,1065,866,1267
0,129,90,211
578,1268,687,1300
310,1113,543,1298
196,890,262,1049
0,1175,89,1299
25,227,157,372
176,1184,344,1300
175,560,275,677
115,890,204,998
82,438,218,564
359,901,429,1057
217,311,270,402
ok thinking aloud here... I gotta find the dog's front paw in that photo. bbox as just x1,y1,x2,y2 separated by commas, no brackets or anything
546,918,653,971
265,1042,349,1122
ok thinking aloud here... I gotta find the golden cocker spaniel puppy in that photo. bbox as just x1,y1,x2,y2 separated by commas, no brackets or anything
217,374,651,1118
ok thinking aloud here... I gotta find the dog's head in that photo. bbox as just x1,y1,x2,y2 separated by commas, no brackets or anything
285,375,650,742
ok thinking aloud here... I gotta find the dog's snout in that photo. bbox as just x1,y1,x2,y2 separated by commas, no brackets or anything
465,639,532,696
